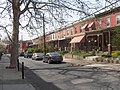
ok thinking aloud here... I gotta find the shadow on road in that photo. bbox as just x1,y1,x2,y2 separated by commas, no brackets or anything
28,64,120,90
24,67,61,90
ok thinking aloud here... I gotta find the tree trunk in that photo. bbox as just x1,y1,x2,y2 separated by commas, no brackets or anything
9,0,20,68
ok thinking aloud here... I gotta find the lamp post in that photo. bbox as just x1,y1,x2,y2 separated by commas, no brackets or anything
34,9,46,55
42,13,46,55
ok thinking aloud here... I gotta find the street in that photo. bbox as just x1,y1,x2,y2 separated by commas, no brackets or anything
19,57,120,90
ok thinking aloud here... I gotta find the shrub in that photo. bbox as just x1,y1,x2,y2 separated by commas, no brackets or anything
72,51,81,55
34,49,41,53
95,57,104,62
27,48,35,53
112,51,120,58
91,49,96,56
75,52,93,57
101,54,112,58
59,51,69,55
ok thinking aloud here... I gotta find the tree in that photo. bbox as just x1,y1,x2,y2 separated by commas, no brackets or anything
0,41,6,53
27,47,35,53
0,0,119,68
112,26,120,50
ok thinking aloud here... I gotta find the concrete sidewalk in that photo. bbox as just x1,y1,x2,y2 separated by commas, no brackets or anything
64,56,120,71
63,56,96,66
0,54,36,90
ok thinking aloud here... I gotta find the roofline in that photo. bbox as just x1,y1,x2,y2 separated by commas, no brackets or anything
95,6,120,18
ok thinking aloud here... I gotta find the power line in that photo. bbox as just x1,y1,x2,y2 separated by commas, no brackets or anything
80,0,119,20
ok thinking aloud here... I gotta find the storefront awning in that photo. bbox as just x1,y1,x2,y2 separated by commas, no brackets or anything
81,24,88,30
70,35,84,43
88,22,94,28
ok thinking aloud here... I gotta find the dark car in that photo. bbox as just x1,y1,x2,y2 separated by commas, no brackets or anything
32,53,44,60
43,52,63,64
19,52,24,56
24,51,33,58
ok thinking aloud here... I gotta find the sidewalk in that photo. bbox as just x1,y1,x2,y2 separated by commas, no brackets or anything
0,54,36,90
63,56,96,66
64,56,120,71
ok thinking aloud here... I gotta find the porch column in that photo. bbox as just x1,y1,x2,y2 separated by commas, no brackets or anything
71,43,73,52
102,32,104,52
85,34,87,52
108,30,112,55
58,40,59,51
97,34,99,49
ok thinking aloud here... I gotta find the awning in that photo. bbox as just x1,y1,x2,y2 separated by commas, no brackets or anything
70,35,84,43
88,22,94,28
81,24,88,30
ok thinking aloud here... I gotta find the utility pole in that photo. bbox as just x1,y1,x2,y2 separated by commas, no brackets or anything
43,13,46,55
35,8,46,55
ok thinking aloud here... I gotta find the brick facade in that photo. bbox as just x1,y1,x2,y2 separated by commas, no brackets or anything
32,6,120,52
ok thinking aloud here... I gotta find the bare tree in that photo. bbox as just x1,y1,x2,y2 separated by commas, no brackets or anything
0,0,119,68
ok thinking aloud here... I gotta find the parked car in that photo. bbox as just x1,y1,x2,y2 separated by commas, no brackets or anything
43,52,63,64
24,51,33,58
32,53,44,60
19,52,24,56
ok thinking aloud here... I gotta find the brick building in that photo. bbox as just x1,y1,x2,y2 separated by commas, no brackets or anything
32,6,120,52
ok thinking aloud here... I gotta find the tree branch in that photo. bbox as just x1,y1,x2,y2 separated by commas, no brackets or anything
0,25,13,43
8,0,12,4
20,0,31,15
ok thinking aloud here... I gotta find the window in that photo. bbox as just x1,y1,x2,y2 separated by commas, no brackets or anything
98,19,102,29
80,26,82,32
106,17,110,27
53,33,55,39
60,32,62,38
64,31,66,37
52,34,54,39
75,27,77,34
67,30,69,35
70,30,73,35
116,14,120,25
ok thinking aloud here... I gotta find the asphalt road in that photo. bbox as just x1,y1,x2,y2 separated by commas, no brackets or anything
19,57,120,90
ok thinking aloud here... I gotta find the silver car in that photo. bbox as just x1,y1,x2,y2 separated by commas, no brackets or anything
43,52,63,64
32,53,44,60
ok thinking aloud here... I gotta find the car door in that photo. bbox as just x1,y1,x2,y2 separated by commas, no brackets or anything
32,53,35,59
44,53,50,62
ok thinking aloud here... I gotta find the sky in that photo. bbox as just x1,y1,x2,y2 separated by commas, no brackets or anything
0,0,119,41
18,0,100,40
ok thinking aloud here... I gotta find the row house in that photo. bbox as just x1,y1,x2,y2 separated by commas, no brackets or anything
32,37,42,49
19,40,33,52
32,6,120,52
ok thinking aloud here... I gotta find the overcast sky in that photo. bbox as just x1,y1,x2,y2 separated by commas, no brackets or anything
0,0,119,41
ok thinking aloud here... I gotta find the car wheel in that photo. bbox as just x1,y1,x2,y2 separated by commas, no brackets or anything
58,61,61,63
48,60,51,64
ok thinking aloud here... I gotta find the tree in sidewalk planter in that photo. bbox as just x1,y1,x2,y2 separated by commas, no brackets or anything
0,41,5,60
34,49,41,53
40,43,54,53
0,0,118,68
112,26,120,50
27,48,35,53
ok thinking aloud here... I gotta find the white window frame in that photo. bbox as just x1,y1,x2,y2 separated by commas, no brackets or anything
98,19,102,29
116,14,120,25
106,17,110,27
80,26,82,32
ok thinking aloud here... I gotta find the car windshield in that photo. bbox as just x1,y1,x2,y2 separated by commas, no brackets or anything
49,52,61,56
35,53,43,56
